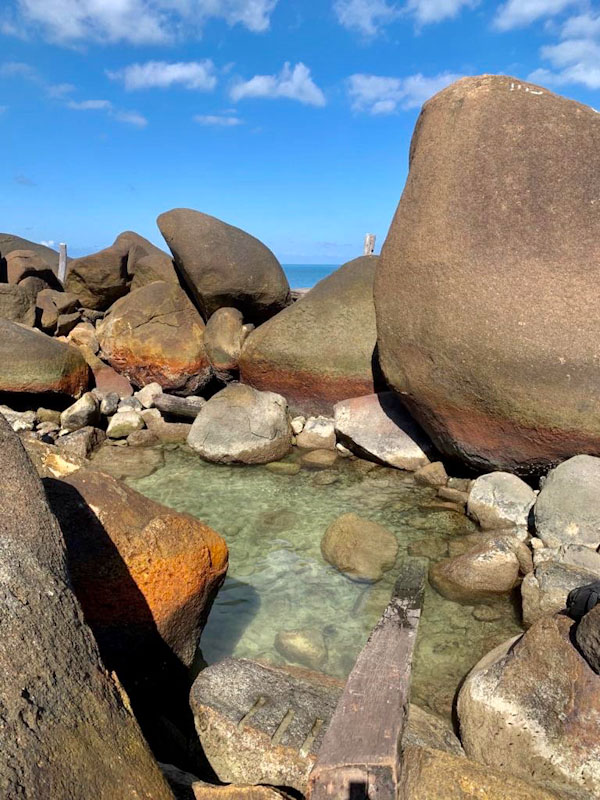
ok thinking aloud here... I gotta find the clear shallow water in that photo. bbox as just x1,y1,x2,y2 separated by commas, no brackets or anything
282,264,339,289
128,446,523,720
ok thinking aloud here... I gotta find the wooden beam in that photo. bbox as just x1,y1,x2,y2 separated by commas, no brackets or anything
307,559,426,800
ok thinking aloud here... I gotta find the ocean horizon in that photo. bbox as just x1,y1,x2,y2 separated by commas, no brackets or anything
282,263,339,290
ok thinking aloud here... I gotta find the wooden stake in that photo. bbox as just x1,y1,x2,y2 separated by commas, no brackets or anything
363,233,376,256
58,243,67,283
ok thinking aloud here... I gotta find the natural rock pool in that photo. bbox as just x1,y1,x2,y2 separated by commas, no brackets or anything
126,445,523,720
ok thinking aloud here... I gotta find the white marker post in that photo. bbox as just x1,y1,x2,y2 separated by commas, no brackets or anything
58,243,67,284
364,233,376,256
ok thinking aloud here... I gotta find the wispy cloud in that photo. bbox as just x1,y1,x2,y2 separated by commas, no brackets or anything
67,99,113,111
108,60,217,91
494,0,578,31
333,0,400,35
348,70,462,113
405,0,478,25
0,60,38,79
10,0,278,45
524,9,600,89
195,113,243,126
113,110,148,127
231,62,326,106
14,173,36,186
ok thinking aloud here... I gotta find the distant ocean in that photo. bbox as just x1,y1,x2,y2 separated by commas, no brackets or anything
282,264,339,289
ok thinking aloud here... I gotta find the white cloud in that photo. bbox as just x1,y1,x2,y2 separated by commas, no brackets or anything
0,60,38,79
333,0,400,35
194,113,243,125
230,62,326,106
405,0,478,25
67,99,113,110
348,70,462,113
527,10,600,90
114,110,149,126
108,60,217,91
12,0,278,45
494,0,578,31
47,82,76,98
40,240,56,248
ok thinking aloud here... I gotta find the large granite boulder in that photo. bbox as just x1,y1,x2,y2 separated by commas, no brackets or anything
0,414,173,798
204,306,245,373
5,249,61,288
576,604,600,674
187,383,292,464
97,281,211,394
157,208,290,323
535,455,600,549
375,75,600,474
0,232,60,273
334,392,431,470
240,256,380,415
65,243,130,310
457,615,600,799
0,319,89,397
113,230,179,289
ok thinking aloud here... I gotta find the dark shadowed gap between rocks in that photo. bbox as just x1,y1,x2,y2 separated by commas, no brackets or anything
44,478,220,780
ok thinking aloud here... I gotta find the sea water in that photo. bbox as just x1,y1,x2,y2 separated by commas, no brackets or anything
127,446,523,720
282,264,338,289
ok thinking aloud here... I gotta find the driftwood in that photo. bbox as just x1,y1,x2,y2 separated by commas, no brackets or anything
307,559,427,800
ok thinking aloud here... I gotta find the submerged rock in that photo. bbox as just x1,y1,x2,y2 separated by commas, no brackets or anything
375,75,600,473
0,413,173,799
240,256,379,415
98,281,211,394
334,392,431,471
458,615,600,799
0,319,89,398
157,208,291,323
321,512,398,582
274,628,328,670
188,383,292,465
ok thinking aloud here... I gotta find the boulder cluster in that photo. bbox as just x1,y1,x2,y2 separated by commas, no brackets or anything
3,73,600,799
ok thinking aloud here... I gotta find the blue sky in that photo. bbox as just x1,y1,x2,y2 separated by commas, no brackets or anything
1,0,599,263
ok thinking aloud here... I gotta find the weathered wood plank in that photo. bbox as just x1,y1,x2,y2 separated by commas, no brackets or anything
363,233,376,256
307,559,427,800
58,242,67,283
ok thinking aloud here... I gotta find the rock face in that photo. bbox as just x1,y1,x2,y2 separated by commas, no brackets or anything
97,281,211,393
204,307,244,372
321,512,398,582
157,208,290,323
457,615,600,799
576,604,600,674
5,249,61,288
113,230,179,290
0,319,89,397
240,256,380,415
375,75,600,474
188,383,292,464
430,536,520,604
190,658,342,793
65,243,130,310
0,232,61,271
46,467,228,669
535,455,600,548
334,392,431,470
0,283,36,325
467,472,536,530
0,414,174,799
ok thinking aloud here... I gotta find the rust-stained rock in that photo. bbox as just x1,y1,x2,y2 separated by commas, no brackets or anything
0,319,89,397
98,281,210,394
375,75,600,473
0,414,174,799
240,256,379,415
457,615,600,799
46,467,228,667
